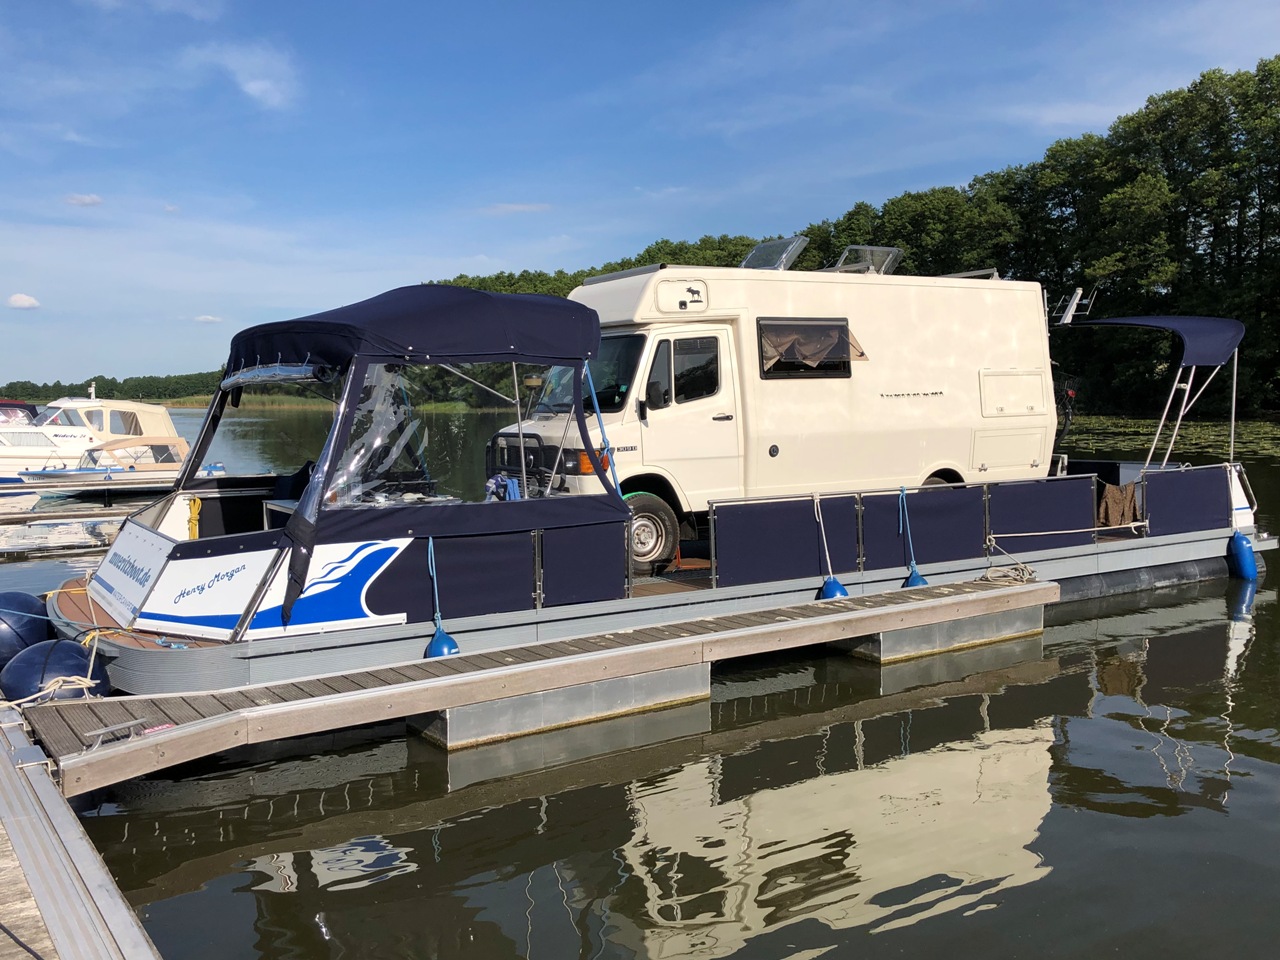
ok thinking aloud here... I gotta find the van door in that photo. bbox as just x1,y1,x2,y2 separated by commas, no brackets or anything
638,329,742,508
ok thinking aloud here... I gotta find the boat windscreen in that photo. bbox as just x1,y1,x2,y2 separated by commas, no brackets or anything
221,362,328,390
325,360,565,507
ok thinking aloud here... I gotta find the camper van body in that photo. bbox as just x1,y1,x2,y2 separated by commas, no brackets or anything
497,263,1057,566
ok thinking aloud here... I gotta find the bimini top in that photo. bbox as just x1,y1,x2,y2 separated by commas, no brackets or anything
1076,316,1245,368
224,285,601,381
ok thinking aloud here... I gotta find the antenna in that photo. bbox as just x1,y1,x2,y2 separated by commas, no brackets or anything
1051,285,1098,325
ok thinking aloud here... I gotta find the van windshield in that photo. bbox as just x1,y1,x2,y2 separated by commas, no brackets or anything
537,334,645,414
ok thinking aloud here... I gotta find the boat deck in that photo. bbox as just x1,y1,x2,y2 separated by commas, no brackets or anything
52,558,721,646
21,578,1057,797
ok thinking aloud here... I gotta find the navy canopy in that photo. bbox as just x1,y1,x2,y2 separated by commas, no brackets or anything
1075,316,1244,368
226,285,601,374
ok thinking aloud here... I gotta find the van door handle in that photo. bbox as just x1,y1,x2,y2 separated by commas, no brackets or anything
712,413,734,421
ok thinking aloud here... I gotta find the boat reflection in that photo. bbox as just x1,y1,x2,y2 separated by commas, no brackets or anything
80,579,1273,959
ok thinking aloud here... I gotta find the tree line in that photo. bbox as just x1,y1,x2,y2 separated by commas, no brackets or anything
0,371,224,403
6,56,1277,415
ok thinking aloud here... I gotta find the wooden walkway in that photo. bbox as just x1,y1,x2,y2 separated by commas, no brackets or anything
0,710,160,959
22,578,1057,797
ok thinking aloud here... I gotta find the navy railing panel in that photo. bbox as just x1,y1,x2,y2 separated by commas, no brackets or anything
365,531,535,623
988,476,1096,553
1144,467,1232,536
542,521,628,606
862,486,987,571
714,496,858,588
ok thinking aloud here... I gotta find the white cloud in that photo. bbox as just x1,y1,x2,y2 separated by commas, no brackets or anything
164,203,180,214
193,314,223,323
77,0,223,20
66,193,103,206
180,41,300,110
482,203,552,216
7,294,40,309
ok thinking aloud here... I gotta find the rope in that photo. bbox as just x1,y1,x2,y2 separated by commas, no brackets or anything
582,362,621,489
980,535,1038,584
0,674,99,710
898,487,919,567
188,496,202,539
898,486,926,586
427,535,443,632
812,494,835,578
990,521,1147,539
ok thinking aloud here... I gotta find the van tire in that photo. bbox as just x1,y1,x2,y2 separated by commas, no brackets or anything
922,470,963,487
625,493,679,575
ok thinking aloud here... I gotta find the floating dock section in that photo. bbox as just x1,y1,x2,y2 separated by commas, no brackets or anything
22,578,1057,797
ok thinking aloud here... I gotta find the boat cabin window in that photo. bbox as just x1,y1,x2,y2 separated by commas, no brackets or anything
110,410,143,435
757,318,861,379
35,407,87,428
84,409,105,431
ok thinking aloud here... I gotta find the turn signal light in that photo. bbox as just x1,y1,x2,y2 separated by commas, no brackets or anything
574,450,610,474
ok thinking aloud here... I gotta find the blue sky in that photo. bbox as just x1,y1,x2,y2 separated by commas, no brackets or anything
2,0,1278,384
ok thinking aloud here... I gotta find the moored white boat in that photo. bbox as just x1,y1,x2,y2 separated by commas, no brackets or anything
0,394,180,486
18,436,224,489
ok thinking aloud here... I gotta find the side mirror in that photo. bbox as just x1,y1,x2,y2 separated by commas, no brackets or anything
645,381,669,410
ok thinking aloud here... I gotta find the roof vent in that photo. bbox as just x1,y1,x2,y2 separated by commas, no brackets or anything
822,245,903,275
740,235,810,271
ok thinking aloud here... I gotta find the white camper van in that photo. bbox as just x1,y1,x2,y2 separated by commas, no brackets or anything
490,241,1057,572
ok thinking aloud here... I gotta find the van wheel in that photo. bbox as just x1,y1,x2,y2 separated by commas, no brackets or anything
626,493,679,575
922,471,962,487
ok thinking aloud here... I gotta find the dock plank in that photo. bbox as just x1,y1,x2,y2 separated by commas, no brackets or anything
183,694,231,719
294,678,345,698
21,708,83,763
264,683,313,703
149,698,207,726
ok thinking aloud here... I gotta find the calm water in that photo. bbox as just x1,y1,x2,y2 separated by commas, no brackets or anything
5,415,1280,959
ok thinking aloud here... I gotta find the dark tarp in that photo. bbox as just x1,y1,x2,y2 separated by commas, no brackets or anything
225,284,601,375
1076,316,1244,367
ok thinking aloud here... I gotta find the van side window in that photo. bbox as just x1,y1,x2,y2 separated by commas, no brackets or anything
646,340,672,409
675,337,719,403
758,318,860,379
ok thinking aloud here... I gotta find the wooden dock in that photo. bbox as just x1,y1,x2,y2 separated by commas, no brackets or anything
21,578,1057,797
0,710,161,959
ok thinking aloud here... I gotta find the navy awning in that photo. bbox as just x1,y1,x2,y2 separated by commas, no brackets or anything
1075,316,1244,367
225,285,601,375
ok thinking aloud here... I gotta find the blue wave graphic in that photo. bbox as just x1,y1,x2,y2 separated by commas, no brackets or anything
250,542,402,630
137,541,402,634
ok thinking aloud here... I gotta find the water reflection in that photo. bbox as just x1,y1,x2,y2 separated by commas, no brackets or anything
76,579,1280,959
